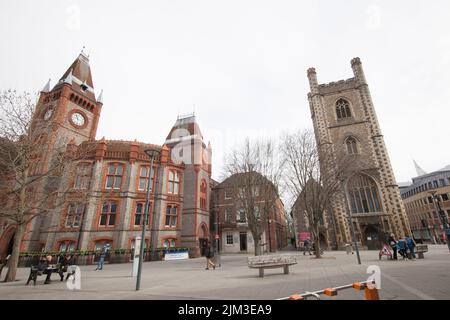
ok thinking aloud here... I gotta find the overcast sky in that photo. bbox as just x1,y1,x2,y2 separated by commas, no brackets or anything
1,0,449,185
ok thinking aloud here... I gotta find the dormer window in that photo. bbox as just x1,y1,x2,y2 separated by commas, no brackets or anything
80,81,88,92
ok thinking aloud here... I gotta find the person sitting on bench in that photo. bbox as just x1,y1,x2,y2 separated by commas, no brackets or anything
40,255,54,284
58,253,73,280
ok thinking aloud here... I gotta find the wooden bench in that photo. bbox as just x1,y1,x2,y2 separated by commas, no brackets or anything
248,255,297,278
415,244,428,259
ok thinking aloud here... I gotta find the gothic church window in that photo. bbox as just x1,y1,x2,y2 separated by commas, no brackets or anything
336,98,352,119
345,136,358,155
200,179,207,209
347,175,382,214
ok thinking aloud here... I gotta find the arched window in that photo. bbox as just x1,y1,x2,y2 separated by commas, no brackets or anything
59,240,76,252
163,239,176,249
200,179,207,210
165,205,178,228
138,166,154,191
345,136,358,155
336,98,351,119
347,175,382,214
134,202,150,226
74,163,91,189
105,163,124,190
99,202,117,226
65,203,85,228
168,170,180,194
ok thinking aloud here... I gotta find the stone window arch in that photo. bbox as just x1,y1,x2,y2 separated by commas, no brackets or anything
345,136,358,155
336,98,352,119
347,175,382,214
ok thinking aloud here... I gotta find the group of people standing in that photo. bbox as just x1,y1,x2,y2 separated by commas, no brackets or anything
388,233,417,260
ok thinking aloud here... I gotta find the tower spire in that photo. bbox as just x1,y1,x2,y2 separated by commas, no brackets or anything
413,160,427,176
97,89,103,103
63,69,73,84
42,78,51,92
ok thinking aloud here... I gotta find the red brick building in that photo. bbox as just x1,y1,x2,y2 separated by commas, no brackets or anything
210,173,288,254
0,52,212,259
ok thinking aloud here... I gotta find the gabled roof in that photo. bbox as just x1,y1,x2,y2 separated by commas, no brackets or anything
165,114,204,144
55,52,96,100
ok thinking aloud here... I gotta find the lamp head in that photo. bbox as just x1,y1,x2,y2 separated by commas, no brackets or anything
145,148,160,159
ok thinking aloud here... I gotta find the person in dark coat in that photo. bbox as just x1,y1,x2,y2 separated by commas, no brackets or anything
388,233,398,260
205,241,216,270
303,239,312,256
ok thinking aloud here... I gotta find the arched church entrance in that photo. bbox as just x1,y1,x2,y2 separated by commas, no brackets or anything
198,223,209,257
363,225,383,250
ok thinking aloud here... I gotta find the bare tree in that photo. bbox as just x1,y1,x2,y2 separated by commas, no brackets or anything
280,129,353,258
0,90,89,282
223,138,283,256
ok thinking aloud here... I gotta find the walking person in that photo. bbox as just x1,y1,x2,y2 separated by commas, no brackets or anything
205,241,216,270
95,244,109,271
388,233,398,260
303,239,312,256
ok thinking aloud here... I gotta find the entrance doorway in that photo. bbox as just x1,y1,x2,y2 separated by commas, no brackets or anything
364,225,382,250
199,238,208,257
239,233,247,251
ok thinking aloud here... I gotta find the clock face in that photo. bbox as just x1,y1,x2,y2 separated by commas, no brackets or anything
71,112,85,126
43,109,53,121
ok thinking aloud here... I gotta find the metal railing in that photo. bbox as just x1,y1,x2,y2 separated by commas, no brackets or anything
277,280,379,300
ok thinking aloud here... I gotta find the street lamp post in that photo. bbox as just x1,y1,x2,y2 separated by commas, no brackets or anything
136,148,160,291
429,191,450,251
340,179,361,265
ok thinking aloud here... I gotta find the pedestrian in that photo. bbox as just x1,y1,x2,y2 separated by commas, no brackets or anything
406,236,416,260
95,245,109,271
397,238,408,260
0,254,10,278
303,239,312,256
205,241,216,270
388,233,398,260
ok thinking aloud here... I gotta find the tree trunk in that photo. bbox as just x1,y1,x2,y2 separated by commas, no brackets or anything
3,223,25,282
253,238,261,256
314,230,322,259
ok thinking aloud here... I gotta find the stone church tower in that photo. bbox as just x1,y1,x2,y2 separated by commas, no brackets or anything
307,57,411,249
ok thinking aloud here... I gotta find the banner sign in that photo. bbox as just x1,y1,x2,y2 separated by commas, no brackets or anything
164,251,189,261
298,232,311,241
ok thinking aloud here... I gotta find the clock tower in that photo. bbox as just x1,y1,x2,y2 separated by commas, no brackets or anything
31,51,102,159
24,52,103,251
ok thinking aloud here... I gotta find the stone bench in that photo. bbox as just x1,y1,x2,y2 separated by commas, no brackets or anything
248,255,297,278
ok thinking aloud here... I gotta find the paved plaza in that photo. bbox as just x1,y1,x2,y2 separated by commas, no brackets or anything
0,245,449,300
